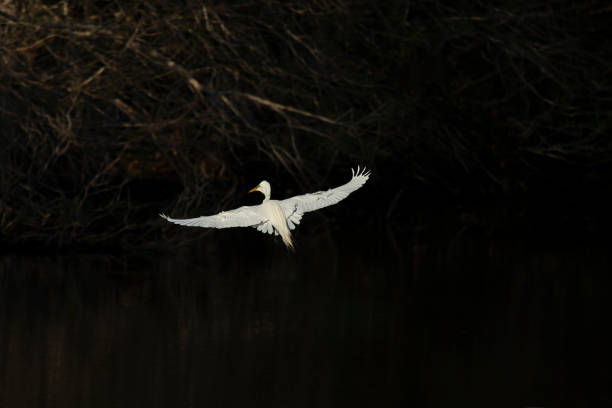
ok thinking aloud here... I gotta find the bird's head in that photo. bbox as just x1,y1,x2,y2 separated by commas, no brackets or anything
249,180,271,200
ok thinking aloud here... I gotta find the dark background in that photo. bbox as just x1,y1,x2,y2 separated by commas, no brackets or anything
1,0,611,249
1,2,612,407
2,232,611,407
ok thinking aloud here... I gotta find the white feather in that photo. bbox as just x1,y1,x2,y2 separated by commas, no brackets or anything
160,167,370,249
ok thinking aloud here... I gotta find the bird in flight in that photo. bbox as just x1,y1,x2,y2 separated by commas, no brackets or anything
160,166,371,249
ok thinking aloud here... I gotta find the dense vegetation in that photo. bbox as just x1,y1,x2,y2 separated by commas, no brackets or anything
1,1,610,249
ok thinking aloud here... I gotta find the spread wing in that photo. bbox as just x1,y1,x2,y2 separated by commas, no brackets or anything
160,204,268,229
279,166,371,226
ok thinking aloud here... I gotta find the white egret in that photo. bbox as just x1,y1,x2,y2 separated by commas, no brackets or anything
160,166,371,249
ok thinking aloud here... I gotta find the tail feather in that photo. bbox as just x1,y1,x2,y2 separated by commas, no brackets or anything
278,227,294,250
268,201,294,250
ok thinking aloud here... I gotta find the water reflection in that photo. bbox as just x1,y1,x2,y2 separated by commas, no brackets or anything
0,229,609,407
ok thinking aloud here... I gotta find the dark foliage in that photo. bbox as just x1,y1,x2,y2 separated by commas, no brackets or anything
1,0,611,249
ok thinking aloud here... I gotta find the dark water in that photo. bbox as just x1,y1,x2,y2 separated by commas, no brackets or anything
1,228,610,407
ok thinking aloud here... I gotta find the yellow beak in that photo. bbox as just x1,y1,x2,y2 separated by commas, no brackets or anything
248,186,258,193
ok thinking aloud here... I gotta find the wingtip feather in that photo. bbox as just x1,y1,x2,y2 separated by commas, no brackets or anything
350,165,371,180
